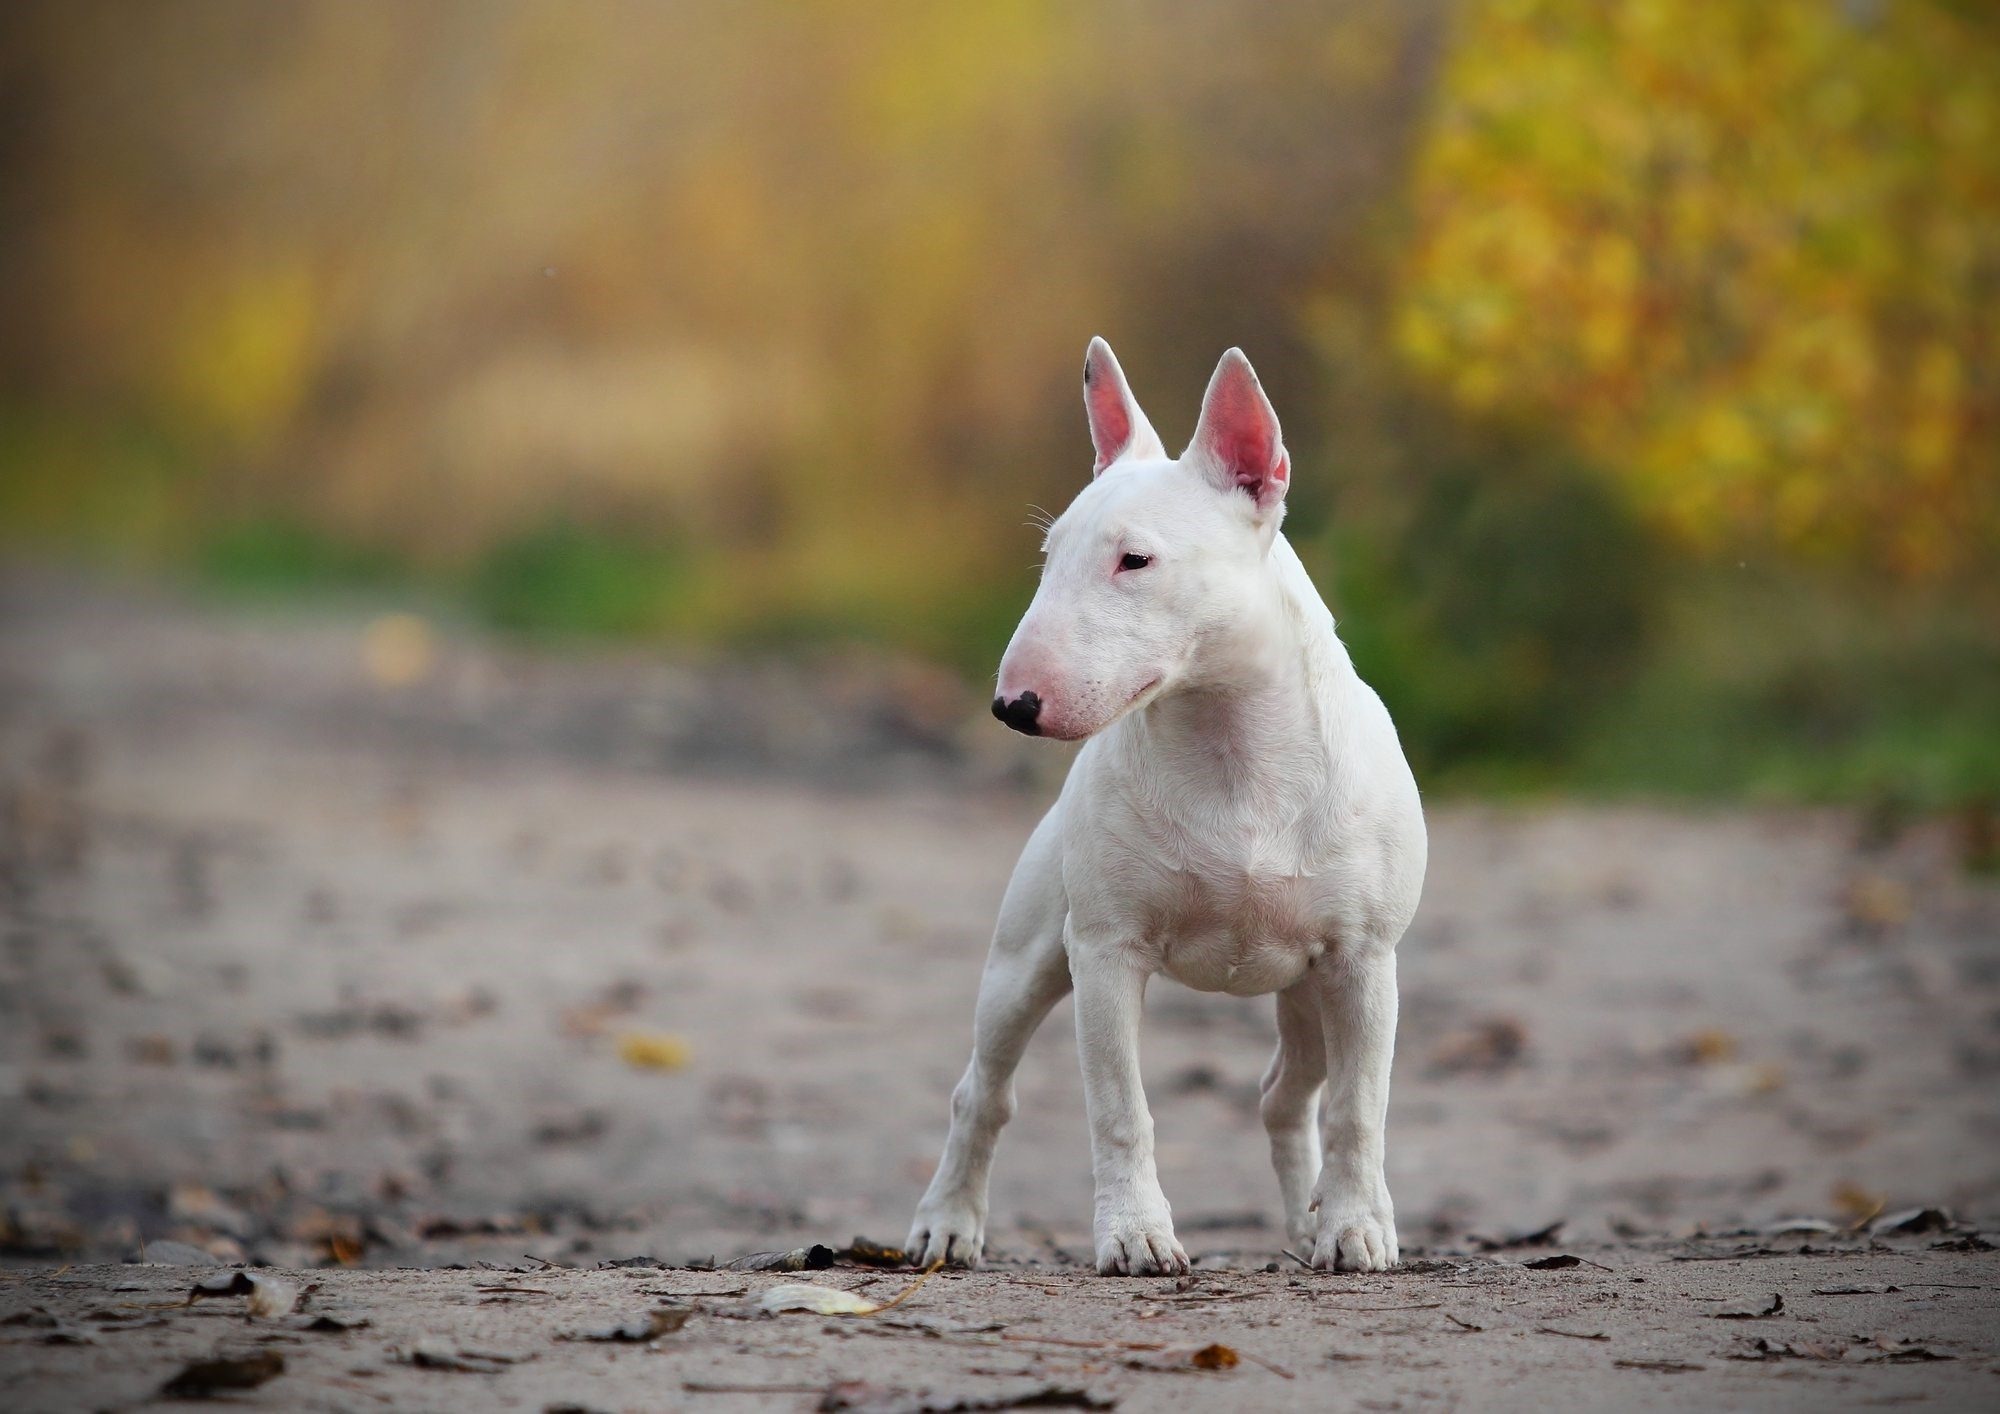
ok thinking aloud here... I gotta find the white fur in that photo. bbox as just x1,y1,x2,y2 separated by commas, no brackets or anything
908,339,1426,1275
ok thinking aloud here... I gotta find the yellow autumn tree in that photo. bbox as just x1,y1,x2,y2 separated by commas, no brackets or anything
1393,0,2000,579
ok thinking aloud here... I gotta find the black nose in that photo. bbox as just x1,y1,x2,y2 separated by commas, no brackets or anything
992,690,1042,736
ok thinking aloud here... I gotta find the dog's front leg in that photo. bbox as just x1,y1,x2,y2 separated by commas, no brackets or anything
1310,945,1400,1271
1068,933,1188,1275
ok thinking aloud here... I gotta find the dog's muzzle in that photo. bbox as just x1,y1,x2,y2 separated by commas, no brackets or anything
992,690,1042,736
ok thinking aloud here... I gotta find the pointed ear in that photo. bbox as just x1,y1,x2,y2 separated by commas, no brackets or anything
1186,348,1288,513
1082,336,1164,477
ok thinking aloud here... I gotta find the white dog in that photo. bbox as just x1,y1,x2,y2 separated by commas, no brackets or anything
907,339,1427,1275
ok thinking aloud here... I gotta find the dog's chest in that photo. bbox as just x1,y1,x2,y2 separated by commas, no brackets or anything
1148,867,1328,995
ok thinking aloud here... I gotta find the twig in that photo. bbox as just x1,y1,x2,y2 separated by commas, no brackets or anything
1281,1249,1313,1270
1236,1348,1296,1379
1442,1312,1483,1331
682,1382,826,1395
1537,1325,1610,1341
863,1259,945,1316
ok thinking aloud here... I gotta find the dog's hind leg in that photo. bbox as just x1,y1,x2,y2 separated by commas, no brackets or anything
908,807,1071,1268
1261,980,1326,1250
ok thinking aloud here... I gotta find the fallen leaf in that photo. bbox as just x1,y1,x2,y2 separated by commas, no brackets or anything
1728,1336,1846,1362
753,1262,944,1318
246,1275,299,1320
1614,1359,1705,1373
531,1110,610,1147
128,1034,177,1066
300,1311,371,1332
562,1308,692,1342
754,1283,883,1316
1761,1217,1838,1236
0,1307,59,1326
38,1324,97,1345
617,1031,692,1070
1430,1017,1526,1075
1671,1028,1738,1066
412,1213,529,1240
1523,1254,1581,1270
726,1244,837,1272
1853,1340,1953,1363
1841,875,1910,930
1472,1219,1564,1251
361,612,434,688
160,1350,285,1397
818,1381,1113,1412
844,1236,911,1267
186,1270,298,1318
1712,1293,1784,1319
1930,1234,1993,1252
1872,1206,1952,1235
397,1336,525,1373
1188,1343,1239,1370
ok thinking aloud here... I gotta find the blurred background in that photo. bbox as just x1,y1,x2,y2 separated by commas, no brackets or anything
2,0,1999,1273
3,0,1995,806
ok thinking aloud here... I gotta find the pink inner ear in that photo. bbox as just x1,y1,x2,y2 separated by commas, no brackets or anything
1085,361,1134,474
1200,368,1283,500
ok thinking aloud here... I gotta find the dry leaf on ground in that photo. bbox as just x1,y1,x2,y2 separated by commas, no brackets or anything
396,1336,528,1373
562,1308,692,1342
726,1243,837,1272
186,1270,298,1319
160,1350,285,1397
1711,1293,1784,1319
754,1283,884,1316
843,1236,910,1267
616,1031,692,1070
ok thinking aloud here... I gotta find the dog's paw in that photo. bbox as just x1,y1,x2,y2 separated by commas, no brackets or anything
907,1197,986,1269
1094,1200,1189,1276
1309,1192,1398,1272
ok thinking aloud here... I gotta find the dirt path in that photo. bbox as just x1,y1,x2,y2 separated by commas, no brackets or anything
2,572,1997,1408
4,1247,1997,1412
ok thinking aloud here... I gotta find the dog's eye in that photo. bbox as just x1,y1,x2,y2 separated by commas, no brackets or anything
1118,553,1152,572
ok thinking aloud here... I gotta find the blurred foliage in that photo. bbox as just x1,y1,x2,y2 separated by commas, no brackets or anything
1,0,1995,804
200,520,402,596
1396,0,2000,580
1309,412,1661,781
470,522,690,639
1575,568,2000,808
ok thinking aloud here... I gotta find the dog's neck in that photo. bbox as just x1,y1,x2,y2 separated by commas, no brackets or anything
1121,535,1353,803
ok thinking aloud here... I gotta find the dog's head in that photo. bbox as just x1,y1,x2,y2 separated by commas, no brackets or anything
993,338,1291,741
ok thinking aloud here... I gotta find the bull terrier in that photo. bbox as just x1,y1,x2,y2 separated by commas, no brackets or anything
907,339,1427,1274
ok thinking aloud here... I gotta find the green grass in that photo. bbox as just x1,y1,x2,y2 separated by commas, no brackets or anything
467,522,694,639
1568,569,2000,811
199,520,404,595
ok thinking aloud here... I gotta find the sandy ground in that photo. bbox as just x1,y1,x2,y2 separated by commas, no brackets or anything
2,570,1997,1410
